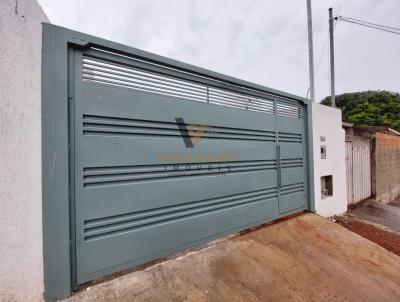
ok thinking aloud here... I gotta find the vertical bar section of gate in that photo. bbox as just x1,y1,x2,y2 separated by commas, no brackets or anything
346,137,371,206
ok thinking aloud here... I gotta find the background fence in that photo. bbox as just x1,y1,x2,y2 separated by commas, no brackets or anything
345,137,372,205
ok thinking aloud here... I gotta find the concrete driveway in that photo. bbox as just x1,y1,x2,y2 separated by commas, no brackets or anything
65,214,400,302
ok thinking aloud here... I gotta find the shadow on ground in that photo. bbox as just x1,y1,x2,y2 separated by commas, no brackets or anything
64,213,400,302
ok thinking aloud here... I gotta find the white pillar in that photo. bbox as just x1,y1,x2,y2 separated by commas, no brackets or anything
312,103,347,217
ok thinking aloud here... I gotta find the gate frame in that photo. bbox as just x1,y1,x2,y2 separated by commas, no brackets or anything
42,23,315,301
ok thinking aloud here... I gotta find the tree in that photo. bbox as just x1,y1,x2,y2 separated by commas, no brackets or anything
320,91,400,131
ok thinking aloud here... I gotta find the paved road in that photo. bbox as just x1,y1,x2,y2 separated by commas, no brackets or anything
348,199,400,233
65,214,400,302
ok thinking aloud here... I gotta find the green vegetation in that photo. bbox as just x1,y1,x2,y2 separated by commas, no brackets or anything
320,91,400,131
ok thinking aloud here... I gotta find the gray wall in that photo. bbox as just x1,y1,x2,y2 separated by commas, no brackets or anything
0,0,49,301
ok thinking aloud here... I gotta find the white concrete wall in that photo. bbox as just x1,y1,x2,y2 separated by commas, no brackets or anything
312,103,347,217
0,1,49,301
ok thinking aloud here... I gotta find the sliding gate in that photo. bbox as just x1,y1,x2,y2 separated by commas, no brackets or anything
69,47,308,284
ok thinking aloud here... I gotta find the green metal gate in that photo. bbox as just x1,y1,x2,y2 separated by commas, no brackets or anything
71,48,307,284
42,25,313,300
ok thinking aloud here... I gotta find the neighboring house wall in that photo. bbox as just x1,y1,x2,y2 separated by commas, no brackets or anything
312,103,347,217
0,0,49,301
374,132,400,203
344,126,400,203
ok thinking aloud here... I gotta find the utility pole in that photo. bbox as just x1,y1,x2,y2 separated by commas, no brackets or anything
306,0,315,102
329,7,336,107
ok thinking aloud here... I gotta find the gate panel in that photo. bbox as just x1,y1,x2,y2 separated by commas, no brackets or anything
276,104,307,213
346,138,371,205
72,48,307,284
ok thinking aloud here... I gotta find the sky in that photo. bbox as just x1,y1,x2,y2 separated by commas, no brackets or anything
37,0,400,101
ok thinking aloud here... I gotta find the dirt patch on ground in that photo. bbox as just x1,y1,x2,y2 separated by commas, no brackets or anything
64,214,400,302
337,216,400,256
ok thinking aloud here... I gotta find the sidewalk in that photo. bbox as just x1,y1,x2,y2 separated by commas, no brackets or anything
337,198,400,256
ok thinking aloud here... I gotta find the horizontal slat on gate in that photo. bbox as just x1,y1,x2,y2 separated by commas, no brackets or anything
278,191,306,213
81,195,278,282
82,170,277,223
82,136,276,167
83,161,276,187
84,187,278,241
276,116,303,134
281,167,305,186
81,83,277,132
276,101,302,119
82,115,275,142
279,142,304,159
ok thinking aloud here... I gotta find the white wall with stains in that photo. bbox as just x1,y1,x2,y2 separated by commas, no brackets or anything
0,0,48,301
312,103,347,217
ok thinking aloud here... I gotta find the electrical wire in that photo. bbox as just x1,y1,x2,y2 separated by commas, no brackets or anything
338,18,400,35
315,19,336,78
338,16,400,32
306,19,336,98
306,11,399,98
337,15,400,36
310,13,399,99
